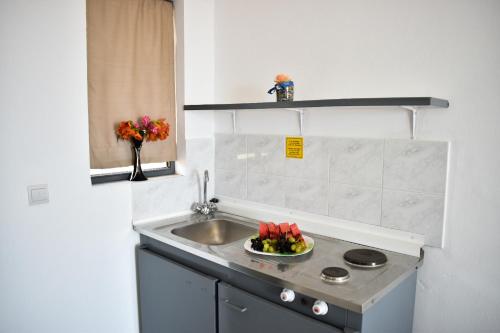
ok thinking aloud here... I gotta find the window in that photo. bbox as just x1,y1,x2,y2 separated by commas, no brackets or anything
86,0,176,183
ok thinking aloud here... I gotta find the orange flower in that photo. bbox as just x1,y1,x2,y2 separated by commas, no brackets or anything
146,119,169,142
116,121,134,140
133,132,143,141
148,132,158,141
274,73,291,83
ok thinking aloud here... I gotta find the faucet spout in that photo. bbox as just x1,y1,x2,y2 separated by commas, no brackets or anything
194,170,217,216
203,170,209,204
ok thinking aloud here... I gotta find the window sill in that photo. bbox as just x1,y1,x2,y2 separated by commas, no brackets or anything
91,164,176,185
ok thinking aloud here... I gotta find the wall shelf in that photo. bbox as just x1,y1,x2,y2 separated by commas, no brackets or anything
184,97,449,111
184,97,449,139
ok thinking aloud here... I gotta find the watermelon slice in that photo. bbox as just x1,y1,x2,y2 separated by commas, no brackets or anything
268,222,279,239
259,222,269,240
290,223,302,238
279,222,290,237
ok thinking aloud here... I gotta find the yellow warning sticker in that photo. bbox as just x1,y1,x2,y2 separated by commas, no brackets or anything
286,137,304,159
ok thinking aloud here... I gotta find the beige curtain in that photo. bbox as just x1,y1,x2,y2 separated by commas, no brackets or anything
87,0,176,169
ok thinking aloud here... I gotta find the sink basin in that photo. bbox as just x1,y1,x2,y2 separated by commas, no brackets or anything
171,219,256,245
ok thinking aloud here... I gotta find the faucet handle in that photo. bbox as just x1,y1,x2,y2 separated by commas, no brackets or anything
208,203,217,213
208,198,218,213
192,202,202,212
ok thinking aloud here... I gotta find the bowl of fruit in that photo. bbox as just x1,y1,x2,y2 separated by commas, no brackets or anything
244,222,314,257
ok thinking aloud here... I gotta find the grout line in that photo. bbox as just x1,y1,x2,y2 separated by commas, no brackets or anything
244,134,248,200
331,182,383,190
381,187,446,197
327,139,334,217
379,139,387,226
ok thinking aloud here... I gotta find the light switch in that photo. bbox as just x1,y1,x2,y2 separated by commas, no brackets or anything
28,184,49,205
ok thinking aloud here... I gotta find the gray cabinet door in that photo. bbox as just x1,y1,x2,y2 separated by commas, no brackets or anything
218,282,342,333
137,247,218,333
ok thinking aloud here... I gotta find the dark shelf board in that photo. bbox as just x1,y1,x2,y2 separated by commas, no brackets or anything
184,97,449,111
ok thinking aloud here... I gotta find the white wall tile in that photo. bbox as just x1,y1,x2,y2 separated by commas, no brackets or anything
383,140,448,194
132,176,195,220
185,138,214,174
247,135,285,176
215,169,246,199
330,138,384,187
247,173,286,207
284,178,329,215
329,183,382,225
215,134,247,171
284,136,329,180
381,190,445,246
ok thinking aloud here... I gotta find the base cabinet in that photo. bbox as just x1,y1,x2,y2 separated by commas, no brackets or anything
137,247,342,333
137,239,416,333
137,248,217,333
218,282,342,333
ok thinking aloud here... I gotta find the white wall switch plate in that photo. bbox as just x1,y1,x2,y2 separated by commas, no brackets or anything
28,184,49,205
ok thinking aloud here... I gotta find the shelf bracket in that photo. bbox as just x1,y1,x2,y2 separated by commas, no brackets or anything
285,108,305,136
224,110,237,134
402,106,418,140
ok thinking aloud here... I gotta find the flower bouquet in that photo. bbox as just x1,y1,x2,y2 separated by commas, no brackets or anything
116,116,170,181
267,74,294,102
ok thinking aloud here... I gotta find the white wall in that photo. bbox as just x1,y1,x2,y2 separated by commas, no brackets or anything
0,1,139,333
213,0,500,332
0,0,216,332
183,0,215,139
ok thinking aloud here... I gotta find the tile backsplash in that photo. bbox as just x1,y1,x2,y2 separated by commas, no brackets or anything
215,134,449,247
132,138,214,221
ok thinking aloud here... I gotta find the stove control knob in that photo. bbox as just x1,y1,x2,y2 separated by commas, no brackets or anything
312,300,328,315
280,288,295,302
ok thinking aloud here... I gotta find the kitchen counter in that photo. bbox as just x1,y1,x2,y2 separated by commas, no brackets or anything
134,211,422,313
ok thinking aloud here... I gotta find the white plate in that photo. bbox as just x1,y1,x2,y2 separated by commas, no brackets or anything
244,235,315,257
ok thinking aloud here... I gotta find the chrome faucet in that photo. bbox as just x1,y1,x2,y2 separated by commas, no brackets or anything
194,170,217,215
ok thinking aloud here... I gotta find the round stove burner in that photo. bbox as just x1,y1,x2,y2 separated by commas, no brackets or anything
343,249,387,268
320,267,350,284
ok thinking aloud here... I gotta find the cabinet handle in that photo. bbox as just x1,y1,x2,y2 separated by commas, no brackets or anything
223,299,247,313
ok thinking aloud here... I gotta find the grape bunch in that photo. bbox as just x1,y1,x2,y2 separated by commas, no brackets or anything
277,236,292,253
250,237,264,251
250,235,305,254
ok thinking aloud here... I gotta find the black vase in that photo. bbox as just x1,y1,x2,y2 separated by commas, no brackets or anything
130,136,148,181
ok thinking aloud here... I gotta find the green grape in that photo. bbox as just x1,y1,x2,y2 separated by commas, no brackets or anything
290,244,297,251
289,237,296,243
263,243,269,252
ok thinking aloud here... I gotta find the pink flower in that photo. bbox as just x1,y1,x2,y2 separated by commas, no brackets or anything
133,121,140,129
148,122,159,134
141,115,151,127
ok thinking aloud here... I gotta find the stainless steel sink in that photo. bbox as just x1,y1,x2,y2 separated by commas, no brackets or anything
171,219,256,245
